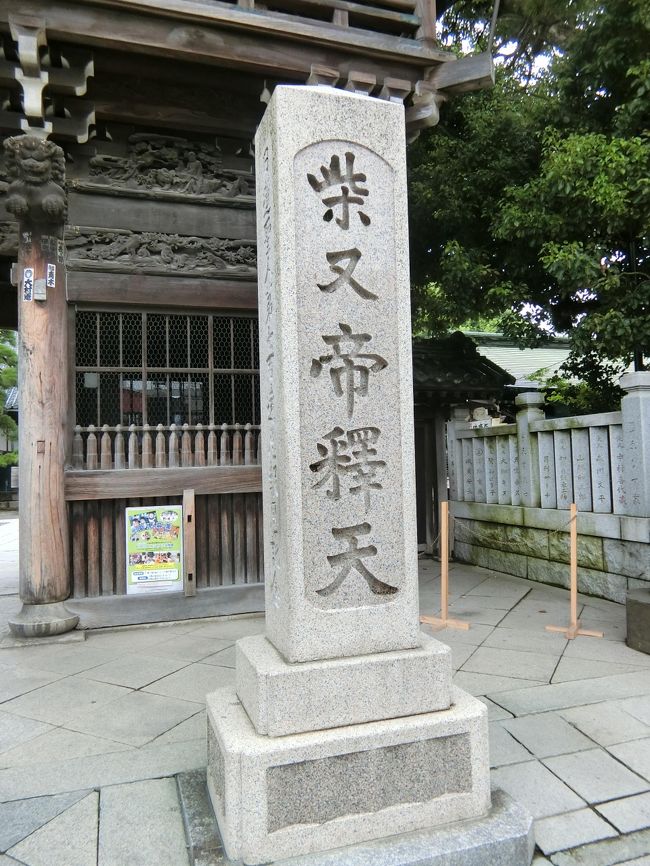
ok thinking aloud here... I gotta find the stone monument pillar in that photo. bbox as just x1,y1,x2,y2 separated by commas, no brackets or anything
206,85,533,865
5,136,78,638
621,371,650,654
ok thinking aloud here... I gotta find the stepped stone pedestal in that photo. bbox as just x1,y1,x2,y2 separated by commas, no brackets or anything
206,85,533,866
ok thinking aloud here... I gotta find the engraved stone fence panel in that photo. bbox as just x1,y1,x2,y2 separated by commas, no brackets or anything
447,409,627,517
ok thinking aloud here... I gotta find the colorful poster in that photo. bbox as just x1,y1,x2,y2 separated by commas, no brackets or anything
126,505,183,594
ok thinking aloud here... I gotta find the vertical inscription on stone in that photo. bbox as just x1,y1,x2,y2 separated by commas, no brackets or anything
554,430,573,510
509,436,520,505
571,429,592,512
472,438,486,503
496,436,512,505
589,426,612,513
296,141,405,611
610,424,626,514
258,143,281,608
484,437,498,504
538,431,557,509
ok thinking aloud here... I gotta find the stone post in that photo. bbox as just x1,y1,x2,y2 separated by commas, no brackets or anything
619,371,650,519
5,136,78,638
621,372,650,654
515,390,544,508
206,86,532,866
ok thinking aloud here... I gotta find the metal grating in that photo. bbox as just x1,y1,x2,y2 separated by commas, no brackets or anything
75,311,260,427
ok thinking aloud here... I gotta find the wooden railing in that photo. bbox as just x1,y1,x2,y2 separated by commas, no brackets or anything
72,423,261,471
230,0,435,41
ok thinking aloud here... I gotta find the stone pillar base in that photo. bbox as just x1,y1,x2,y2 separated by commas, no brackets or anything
8,602,79,638
207,685,492,865
627,589,650,654
257,789,533,866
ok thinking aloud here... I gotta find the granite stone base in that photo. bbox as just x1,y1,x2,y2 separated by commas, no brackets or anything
276,788,533,866
236,633,452,736
206,685,491,865
627,588,650,654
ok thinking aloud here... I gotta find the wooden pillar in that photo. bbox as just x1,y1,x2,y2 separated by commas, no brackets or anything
5,135,78,637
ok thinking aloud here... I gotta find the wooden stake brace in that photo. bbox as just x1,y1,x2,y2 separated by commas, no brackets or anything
420,501,470,631
545,504,603,641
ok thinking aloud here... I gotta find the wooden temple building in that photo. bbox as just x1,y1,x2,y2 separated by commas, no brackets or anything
0,0,494,635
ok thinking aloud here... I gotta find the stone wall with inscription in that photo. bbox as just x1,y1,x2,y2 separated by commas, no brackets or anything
447,375,650,602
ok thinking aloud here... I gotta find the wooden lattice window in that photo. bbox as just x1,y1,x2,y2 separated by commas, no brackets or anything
74,310,260,428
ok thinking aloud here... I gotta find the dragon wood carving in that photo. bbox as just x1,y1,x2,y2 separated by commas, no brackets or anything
83,133,254,201
66,227,257,276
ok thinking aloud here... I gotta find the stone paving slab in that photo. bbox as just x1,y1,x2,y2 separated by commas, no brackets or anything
201,646,236,669
0,666,65,704
98,778,189,866
0,739,206,802
0,711,51,755
454,670,547,696
489,723,534,767
534,807,617,855
479,696,514,721
543,749,649,804
551,657,648,683
617,857,650,865
559,703,650,747
446,598,509,625
83,626,198,653
76,652,191,689
481,626,569,656
503,713,594,758
0,727,134,768
608,739,650,782
64,689,200,747
0,788,91,851
491,760,586,819
0,676,130,727
8,790,98,866
619,696,650,727
448,643,476,670
595,792,650,833
143,661,235,704
421,621,495,646
549,828,650,866
0,644,119,676
189,616,264,641
151,710,206,747
135,633,232,663
460,645,560,682
491,671,650,716
562,638,650,668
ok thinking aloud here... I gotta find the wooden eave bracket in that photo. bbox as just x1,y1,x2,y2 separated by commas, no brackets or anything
425,50,495,95
405,52,494,139
2,13,95,140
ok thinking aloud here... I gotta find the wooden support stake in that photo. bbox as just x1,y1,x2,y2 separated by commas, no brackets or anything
546,503,603,640
183,488,196,597
420,501,470,631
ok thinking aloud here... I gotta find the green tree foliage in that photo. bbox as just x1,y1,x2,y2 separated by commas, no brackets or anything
409,0,650,409
0,329,17,466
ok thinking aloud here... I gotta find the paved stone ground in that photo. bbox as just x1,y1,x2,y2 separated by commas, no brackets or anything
1,516,649,865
